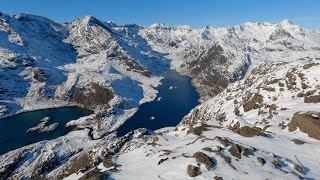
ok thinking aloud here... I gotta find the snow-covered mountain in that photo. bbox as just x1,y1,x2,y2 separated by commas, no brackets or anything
140,19,320,101
0,13,170,137
1,11,320,179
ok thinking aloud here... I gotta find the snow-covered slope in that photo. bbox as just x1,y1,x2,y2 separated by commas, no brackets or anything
109,57,320,180
1,12,320,179
0,13,170,136
141,20,320,100
50,57,320,180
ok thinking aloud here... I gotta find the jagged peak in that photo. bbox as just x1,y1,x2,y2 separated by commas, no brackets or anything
82,15,102,26
149,23,192,31
124,23,140,28
107,21,117,27
71,15,112,31
150,22,167,28
203,25,213,29
279,19,294,26
241,21,272,27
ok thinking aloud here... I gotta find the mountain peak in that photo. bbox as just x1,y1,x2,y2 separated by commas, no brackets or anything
279,19,294,26
74,15,109,29
83,15,100,25
107,21,117,27
150,23,168,28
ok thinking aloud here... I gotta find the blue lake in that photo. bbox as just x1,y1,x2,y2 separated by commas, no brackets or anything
0,69,199,154
0,106,92,155
117,69,200,136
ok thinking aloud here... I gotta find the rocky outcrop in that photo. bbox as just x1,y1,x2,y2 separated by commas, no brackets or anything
192,152,214,170
187,165,201,177
228,144,242,159
235,126,266,137
304,95,320,103
243,93,263,112
288,112,320,140
73,83,114,109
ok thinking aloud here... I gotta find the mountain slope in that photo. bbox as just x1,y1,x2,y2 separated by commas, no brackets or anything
141,20,320,101
110,57,320,180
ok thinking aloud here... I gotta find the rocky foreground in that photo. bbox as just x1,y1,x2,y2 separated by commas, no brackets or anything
62,57,320,180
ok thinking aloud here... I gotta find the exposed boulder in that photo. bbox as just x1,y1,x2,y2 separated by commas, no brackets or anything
304,95,320,103
157,158,168,165
33,69,46,82
228,144,242,159
215,136,231,147
291,139,306,145
231,123,266,137
187,165,201,177
257,157,266,166
294,164,306,175
243,93,263,112
192,152,214,170
303,63,317,69
187,124,209,136
237,126,266,137
288,112,320,140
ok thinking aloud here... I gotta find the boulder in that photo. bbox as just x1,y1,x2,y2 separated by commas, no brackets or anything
192,152,214,170
288,112,320,140
257,157,266,166
187,165,201,177
304,95,320,103
243,93,263,112
228,144,242,159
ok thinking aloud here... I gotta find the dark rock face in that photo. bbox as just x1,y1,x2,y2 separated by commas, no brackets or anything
0,152,29,179
303,63,317,69
304,95,320,103
187,123,209,136
237,126,266,137
185,44,230,100
192,152,214,170
78,168,109,180
291,139,306,145
294,164,306,175
73,83,114,109
187,165,201,177
228,144,242,159
257,157,266,166
288,112,320,140
269,29,294,41
157,158,168,165
214,176,223,180
55,152,95,180
33,69,46,82
243,93,263,112
215,136,231,147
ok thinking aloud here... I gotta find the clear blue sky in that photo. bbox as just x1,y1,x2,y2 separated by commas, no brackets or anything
0,0,319,29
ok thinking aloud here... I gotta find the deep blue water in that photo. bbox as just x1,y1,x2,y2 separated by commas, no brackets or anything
0,106,92,155
117,69,200,137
